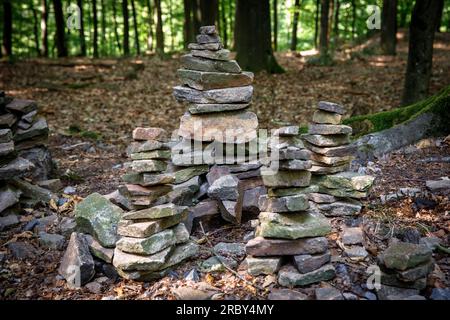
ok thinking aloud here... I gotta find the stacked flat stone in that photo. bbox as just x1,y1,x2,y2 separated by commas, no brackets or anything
245,126,336,287
121,127,174,210
173,25,258,163
376,242,434,299
302,102,375,218
112,203,199,281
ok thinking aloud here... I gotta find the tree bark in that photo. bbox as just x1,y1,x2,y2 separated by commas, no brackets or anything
113,0,122,52
2,0,12,57
435,0,444,32
380,0,397,55
235,0,283,73
290,0,301,51
273,0,278,51
183,0,193,49
402,0,444,105
77,0,86,56
122,0,130,55
154,0,164,55
333,0,340,44
168,0,174,51
30,0,41,56
192,0,201,33
319,0,330,56
131,0,140,55
52,0,68,57
220,0,227,47
92,0,99,57
314,0,320,48
351,0,356,40
100,0,107,55
199,0,218,26
146,0,154,51
40,0,49,57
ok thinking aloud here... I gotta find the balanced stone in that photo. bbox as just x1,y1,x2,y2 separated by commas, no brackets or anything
196,33,220,44
259,211,331,239
318,186,367,198
258,194,309,213
278,159,312,170
317,201,362,216
302,134,350,147
278,147,311,160
0,141,14,157
318,101,346,114
13,118,48,142
313,171,375,192
270,135,304,150
380,272,427,290
261,169,311,188
311,154,353,166
118,210,187,238
199,25,217,35
74,193,123,248
178,69,254,91
294,252,331,273
128,140,165,154
315,287,344,300
309,162,350,174
131,160,167,173
173,85,253,104
308,124,352,135
267,185,319,197
273,126,299,136
0,113,17,127
188,103,249,114
130,150,171,160
83,234,115,263
123,203,187,220
112,246,172,271
312,110,342,124
396,260,434,282
246,236,328,257
178,111,258,143
6,99,37,114
132,127,168,141
218,200,242,225
119,184,172,199
247,256,282,276
191,49,231,61
278,264,336,287
379,242,432,271
304,142,357,157
116,229,175,255
188,42,222,51
181,54,241,73
308,193,336,203
143,172,175,186
341,227,364,245
0,128,12,142
173,165,209,184
208,175,242,201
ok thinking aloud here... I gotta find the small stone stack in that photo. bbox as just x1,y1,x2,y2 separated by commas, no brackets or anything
376,242,434,300
112,203,199,281
245,126,336,287
120,127,174,210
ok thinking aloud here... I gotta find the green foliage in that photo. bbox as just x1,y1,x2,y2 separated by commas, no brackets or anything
68,124,102,140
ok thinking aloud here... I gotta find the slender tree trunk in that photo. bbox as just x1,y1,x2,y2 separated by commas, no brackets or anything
183,0,193,49
93,0,99,57
100,0,106,55
40,0,49,57
154,0,164,55
333,0,340,44
290,0,301,51
122,0,130,55
220,0,227,47
2,0,13,57
319,0,330,57
380,0,397,55
314,0,320,48
272,0,278,51
77,0,86,56
113,1,122,52
199,0,218,26
30,1,41,56
52,0,67,57
235,0,283,73
435,0,444,32
131,0,140,54
146,0,154,51
402,0,444,105
168,0,174,51
351,0,356,40
192,0,201,33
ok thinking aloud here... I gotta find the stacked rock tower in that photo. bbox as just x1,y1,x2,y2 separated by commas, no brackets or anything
245,126,336,286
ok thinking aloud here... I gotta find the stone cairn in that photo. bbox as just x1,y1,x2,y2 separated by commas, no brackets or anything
376,242,434,300
1,91,56,229
245,125,336,286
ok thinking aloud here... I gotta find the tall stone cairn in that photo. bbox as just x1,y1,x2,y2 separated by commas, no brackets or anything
302,102,375,219
113,127,199,281
245,125,337,287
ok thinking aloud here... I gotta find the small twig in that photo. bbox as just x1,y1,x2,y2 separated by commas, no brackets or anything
436,244,450,254
198,222,266,295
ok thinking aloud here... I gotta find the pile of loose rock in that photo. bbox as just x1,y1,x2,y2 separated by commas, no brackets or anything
376,242,434,300
245,125,336,287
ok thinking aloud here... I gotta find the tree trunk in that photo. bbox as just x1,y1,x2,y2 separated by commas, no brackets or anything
351,0,356,40
131,0,140,55
77,0,86,56
52,0,68,57
100,0,107,55
220,0,227,47
273,0,278,51
168,0,174,51
146,0,154,51
192,0,201,33
183,0,193,49
333,0,340,43
314,0,320,48
235,0,283,73
435,0,444,32
2,0,12,57
92,0,99,57
199,0,218,26
319,0,330,56
30,0,41,56
402,0,444,105
40,0,49,57
380,0,397,55
290,0,301,51
154,0,164,55
122,0,130,55
113,0,122,52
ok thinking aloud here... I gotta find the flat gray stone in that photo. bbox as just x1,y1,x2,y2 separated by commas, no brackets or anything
122,203,187,220
258,194,309,213
302,134,350,147
13,118,48,142
278,264,336,287
426,178,450,194
309,124,352,135
317,201,362,216
6,99,37,114
188,103,249,114
181,54,240,72
294,252,331,273
312,110,342,124
131,159,167,173
188,42,222,50
246,236,328,257
191,49,231,61
315,287,344,300
83,234,114,263
344,246,369,260
430,288,450,300
7,242,36,260
116,229,176,255
268,289,308,300
213,242,246,257
247,256,282,276
273,126,299,137
173,85,253,104
0,128,13,143
342,228,364,245
304,141,357,157
0,157,34,180
318,101,346,114
196,33,221,44
178,69,253,91
261,168,311,188
199,25,217,35
308,193,336,204
379,242,432,271
278,160,312,171
38,232,65,250
0,214,20,231
113,246,172,271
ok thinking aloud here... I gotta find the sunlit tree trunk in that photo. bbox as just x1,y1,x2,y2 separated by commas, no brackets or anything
146,0,154,51
100,0,107,55
122,0,130,55
314,0,320,48
30,0,41,56
2,0,13,57
77,0,86,56
380,0,397,55
154,0,164,55
199,0,218,26
112,0,122,53
40,0,49,57
319,0,330,57
273,0,278,51
52,0,68,57
92,0,99,57
131,0,140,55
290,0,301,51
220,0,227,47
183,0,194,49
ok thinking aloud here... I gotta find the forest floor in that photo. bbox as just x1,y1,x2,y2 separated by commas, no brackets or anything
0,31,449,300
